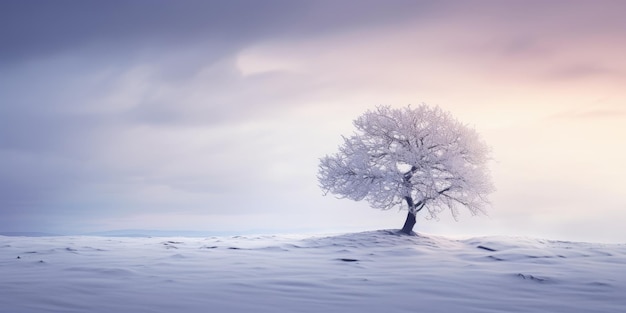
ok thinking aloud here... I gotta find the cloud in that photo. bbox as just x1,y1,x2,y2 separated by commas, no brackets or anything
546,64,623,81
0,1,298,63
0,0,441,66
0,49,343,232
1,1,626,241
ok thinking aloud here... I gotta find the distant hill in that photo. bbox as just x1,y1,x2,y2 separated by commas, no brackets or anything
1,229,277,238
0,232,61,237
81,229,244,237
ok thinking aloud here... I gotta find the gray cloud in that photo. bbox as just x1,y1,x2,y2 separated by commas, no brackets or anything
0,1,294,63
0,0,437,65
2,1,626,239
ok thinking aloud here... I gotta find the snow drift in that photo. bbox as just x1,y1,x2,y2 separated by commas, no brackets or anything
1,230,625,312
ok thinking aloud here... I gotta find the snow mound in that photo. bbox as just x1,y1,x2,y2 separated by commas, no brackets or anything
1,231,625,312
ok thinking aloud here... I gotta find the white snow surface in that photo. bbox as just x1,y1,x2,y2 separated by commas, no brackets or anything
1,230,625,313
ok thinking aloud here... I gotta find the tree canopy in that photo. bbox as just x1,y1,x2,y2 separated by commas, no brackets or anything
318,104,494,234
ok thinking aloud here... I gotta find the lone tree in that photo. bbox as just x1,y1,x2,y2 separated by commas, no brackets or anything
318,104,494,234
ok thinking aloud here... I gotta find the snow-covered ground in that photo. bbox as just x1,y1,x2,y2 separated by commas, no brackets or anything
1,230,625,313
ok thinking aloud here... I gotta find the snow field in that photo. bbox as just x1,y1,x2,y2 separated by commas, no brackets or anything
1,230,625,313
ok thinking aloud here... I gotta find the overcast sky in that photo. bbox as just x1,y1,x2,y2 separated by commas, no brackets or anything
1,1,625,242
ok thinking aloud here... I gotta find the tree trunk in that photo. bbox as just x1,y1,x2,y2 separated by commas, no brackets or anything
400,211,416,235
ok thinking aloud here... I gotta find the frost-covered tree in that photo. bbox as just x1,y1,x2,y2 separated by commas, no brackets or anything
318,104,494,234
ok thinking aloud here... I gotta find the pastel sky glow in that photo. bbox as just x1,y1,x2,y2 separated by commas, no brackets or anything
1,1,625,242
